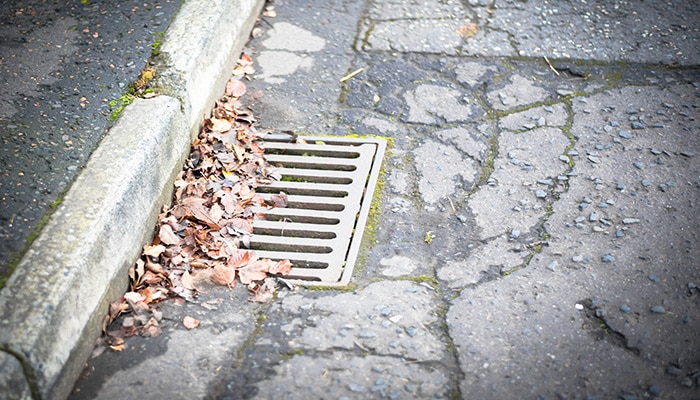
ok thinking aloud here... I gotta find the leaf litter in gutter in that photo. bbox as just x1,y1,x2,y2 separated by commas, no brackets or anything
99,54,291,352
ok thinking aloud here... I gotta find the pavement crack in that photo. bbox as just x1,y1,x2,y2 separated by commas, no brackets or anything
579,299,641,357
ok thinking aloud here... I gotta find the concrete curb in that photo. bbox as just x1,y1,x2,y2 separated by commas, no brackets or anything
0,1,264,399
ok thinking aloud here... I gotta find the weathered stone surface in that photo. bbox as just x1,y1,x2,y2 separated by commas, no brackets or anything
255,354,451,399
280,281,444,361
468,127,570,238
414,140,479,204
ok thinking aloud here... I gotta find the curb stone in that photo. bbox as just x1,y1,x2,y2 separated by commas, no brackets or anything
0,0,264,399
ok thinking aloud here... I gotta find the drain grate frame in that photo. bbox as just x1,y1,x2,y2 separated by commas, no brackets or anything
249,134,386,286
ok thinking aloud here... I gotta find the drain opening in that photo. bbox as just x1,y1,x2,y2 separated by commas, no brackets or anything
245,135,386,286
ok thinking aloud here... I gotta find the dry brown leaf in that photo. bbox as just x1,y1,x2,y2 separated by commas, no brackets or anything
143,244,166,257
108,337,125,352
239,53,253,65
128,259,145,289
227,250,253,269
237,260,270,284
183,316,200,330
269,259,292,275
209,203,224,224
180,270,196,291
211,264,237,288
269,192,288,208
210,117,232,133
159,224,181,245
123,291,145,306
142,317,162,337
248,278,277,303
226,79,247,98
181,197,221,229
456,23,479,38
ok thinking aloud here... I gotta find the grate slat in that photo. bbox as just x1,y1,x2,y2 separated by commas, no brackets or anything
250,135,385,286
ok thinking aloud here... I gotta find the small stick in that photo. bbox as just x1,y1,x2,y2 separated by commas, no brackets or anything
544,56,559,76
340,68,364,82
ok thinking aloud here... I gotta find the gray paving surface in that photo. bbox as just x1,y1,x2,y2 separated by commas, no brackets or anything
71,0,699,399
0,0,181,275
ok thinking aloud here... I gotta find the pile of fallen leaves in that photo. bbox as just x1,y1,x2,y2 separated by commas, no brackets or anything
101,55,292,352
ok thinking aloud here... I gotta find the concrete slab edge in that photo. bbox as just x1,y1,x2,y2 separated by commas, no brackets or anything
0,0,264,398
155,0,266,138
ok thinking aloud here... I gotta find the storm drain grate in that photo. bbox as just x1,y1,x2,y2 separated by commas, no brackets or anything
248,134,386,286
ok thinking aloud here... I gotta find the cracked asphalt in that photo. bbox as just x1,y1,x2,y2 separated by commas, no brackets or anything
72,0,699,399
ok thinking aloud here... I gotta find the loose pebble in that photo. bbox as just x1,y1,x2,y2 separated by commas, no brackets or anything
618,130,633,139
647,384,662,395
650,306,666,314
620,304,632,313
633,162,643,169
601,254,614,263
348,383,365,393
547,261,557,271
557,89,574,96
623,218,640,224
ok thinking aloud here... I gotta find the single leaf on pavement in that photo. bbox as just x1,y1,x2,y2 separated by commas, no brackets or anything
456,23,479,38
183,316,200,330
211,264,237,288
226,79,247,98
248,278,277,303
142,317,162,337
180,270,196,291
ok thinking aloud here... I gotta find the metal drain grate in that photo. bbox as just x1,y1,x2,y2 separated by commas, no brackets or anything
248,134,386,286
